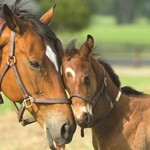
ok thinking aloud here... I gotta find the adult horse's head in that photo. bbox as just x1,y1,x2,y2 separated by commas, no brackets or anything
0,1,76,149
62,35,101,128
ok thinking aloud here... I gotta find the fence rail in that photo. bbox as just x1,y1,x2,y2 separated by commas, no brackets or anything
96,43,150,66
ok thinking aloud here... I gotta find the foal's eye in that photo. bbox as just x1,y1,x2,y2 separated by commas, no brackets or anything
84,74,90,84
29,61,41,70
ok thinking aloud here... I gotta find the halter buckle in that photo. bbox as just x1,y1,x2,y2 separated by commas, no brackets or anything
23,96,34,108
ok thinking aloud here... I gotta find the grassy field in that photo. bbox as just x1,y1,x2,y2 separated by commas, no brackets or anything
58,15,150,46
114,66,150,94
57,15,150,66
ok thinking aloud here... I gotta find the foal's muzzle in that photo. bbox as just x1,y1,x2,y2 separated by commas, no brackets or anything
75,112,93,128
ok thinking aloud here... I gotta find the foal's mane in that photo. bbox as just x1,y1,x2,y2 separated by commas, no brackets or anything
65,39,143,96
0,0,63,62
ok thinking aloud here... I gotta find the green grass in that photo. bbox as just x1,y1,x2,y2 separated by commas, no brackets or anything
120,76,150,94
0,94,13,114
58,15,150,46
82,16,150,45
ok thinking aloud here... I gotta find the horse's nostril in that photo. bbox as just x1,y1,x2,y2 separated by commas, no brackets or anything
61,122,69,139
84,113,90,124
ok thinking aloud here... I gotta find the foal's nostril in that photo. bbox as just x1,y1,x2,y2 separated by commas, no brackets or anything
61,122,69,139
84,113,90,124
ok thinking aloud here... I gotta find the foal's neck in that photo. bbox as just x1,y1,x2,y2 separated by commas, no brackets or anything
93,68,119,118
92,63,124,137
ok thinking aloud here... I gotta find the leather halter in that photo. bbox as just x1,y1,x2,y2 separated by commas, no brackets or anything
70,67,113,108
0,22,70,126
70,66,122,136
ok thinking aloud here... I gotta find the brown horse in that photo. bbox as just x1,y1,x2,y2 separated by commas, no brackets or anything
0,1,76,150
62,35,150,150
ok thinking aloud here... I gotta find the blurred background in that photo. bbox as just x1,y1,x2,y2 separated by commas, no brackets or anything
37,0,150,67
0,0,150,150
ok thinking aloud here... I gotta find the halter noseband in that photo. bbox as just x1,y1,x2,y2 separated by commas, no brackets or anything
0,23,70,126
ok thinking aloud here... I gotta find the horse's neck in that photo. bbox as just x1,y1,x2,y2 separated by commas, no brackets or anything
93,69,119,117
92,69,126,139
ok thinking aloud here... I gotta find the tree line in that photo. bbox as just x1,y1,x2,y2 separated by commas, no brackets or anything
36,0,150,32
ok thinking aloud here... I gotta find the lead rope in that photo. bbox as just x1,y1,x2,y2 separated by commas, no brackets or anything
81,128,84,138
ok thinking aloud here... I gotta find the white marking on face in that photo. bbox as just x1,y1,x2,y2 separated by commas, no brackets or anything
46,45,59,71
65,67,76,79
74,106,87,119
87,103,93,115
74,104,93,119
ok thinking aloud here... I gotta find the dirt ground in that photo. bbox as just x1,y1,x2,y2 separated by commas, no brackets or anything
0,111,93,150
0,66,150,150
113,66,150,76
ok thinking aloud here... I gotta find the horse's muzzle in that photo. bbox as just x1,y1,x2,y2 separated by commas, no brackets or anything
45,119,75,150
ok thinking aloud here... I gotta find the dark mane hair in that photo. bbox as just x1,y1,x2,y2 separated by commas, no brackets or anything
98,59,121,88
98,59,143,95
0,0,63,62
65,39,77,59
65,39,143,96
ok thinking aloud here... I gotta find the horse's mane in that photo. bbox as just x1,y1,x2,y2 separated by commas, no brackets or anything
65,39,77,59
0,0,63,61
98,59,143,95
65,39,143,96
98,59,121,88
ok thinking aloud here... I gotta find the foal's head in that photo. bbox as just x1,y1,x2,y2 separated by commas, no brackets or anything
0,1,76,149
62,35,104,128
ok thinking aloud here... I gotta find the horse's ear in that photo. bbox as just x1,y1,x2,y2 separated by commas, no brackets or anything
40,4,56,25
79,34,94,57
86,35,94,50
3,4,26,34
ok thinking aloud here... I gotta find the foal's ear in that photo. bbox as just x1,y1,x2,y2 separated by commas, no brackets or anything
40,4,56,25
80,34,94,57
3,4,26,35
86,34,94,50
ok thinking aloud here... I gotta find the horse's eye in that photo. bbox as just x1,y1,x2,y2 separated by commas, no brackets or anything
84,74,90,85
29,61,41,70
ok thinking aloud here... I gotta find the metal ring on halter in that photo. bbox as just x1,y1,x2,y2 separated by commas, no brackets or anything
7,56,16,64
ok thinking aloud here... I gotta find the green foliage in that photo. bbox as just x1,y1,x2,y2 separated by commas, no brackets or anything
85,0,114,15
36,0,91,32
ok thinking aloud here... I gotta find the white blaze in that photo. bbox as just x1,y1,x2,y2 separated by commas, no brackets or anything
46,45,58,71
65,67,75,79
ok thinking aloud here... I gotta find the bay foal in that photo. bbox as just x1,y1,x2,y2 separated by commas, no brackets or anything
62,35,150,150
